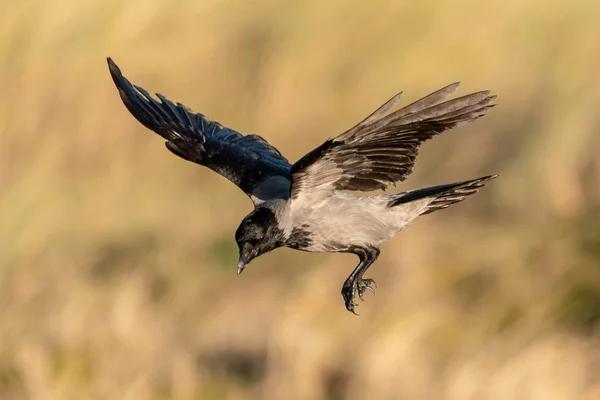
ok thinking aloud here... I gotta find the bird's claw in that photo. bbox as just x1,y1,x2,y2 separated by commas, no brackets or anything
341,277,377,314
357,278,377,301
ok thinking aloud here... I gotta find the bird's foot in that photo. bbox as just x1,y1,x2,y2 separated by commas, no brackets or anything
341,277,377,315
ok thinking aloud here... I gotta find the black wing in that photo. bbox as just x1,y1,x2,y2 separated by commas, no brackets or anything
290,83,496,200
107,58,291,204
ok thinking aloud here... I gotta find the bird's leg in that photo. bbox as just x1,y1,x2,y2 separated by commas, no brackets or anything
356,247,379,301
341,249,366,314
341,247,380,314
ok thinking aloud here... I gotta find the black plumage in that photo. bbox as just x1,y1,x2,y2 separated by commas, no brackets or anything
108,58,291,203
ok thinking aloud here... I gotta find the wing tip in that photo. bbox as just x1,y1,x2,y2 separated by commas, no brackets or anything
450,84,497,104
107,57,120,77
441,82,461,94
106,57,128,90
473,174,499,187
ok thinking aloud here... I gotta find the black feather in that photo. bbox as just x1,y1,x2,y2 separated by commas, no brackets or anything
287,225,313,249
388,175,498,213
107,58,291,204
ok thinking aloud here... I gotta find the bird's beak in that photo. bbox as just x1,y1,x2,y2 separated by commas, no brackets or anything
237,242,264,275
237,247,252,275
237,258,247,275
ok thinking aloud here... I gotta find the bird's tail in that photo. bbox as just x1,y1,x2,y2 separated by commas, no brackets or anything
387,175,497,215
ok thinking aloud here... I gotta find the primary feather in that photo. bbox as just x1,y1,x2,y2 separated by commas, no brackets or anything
107,58,291,205
290,83,496,200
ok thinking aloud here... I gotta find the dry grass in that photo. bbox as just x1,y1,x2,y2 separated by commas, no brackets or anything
1,0,600,399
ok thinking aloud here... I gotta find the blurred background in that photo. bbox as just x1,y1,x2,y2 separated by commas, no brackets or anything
1,0,600,399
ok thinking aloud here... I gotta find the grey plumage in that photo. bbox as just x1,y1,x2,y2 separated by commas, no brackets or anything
290,82,495,199
108,58,498,314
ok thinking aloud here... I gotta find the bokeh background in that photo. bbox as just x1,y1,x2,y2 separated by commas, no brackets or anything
2,0,600,399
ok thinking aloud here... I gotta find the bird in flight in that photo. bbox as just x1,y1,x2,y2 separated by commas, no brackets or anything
107,58,497,314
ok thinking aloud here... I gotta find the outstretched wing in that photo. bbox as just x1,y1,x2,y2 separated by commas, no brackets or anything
107,58,292,205
290,83,496,200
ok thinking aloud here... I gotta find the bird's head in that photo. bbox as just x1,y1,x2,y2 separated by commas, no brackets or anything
235,207,284,275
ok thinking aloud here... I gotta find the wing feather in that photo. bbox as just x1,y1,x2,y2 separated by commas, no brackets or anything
290,83,496,199
108,58,291,205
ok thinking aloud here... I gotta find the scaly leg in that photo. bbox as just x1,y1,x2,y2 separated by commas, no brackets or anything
340,247,380,314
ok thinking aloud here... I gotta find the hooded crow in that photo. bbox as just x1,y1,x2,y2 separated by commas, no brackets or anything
107,58,497,314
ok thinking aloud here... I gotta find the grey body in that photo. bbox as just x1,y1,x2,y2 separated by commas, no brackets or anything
108,57,498,313
274,192,427,252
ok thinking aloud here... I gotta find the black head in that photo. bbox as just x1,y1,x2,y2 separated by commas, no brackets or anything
235,207,284,274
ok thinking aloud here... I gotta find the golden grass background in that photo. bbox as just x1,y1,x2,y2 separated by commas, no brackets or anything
1,0,600,399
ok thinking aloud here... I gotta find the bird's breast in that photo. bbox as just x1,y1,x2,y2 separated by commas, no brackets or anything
288,194,393,252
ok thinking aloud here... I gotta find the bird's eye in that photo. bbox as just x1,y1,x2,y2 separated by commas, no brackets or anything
251,236,264,244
